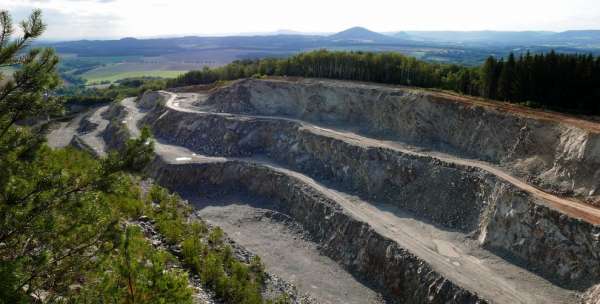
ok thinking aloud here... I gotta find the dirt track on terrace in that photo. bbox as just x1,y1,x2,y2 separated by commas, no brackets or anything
164,91,600,225
120,95,577,303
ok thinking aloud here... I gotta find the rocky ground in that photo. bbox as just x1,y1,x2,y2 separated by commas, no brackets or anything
45,101,317,304
132,193,318,304
187,192,385,304
46,78,600,303
203,78,600,203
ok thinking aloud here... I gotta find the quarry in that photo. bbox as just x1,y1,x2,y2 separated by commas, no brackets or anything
48,78,600,304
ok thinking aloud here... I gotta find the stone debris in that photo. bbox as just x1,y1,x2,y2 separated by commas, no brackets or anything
78,79,600,303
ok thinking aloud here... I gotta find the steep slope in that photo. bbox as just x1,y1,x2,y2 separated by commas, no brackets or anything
202,78,600,204
96,89,599,303
146,91,600,285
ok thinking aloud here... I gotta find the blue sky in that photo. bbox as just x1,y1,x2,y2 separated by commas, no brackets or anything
3,0,600,40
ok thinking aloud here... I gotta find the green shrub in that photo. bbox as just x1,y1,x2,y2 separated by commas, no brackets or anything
146,185,268,304
208,227,224,247
267,294,293,304
155,216,186,244
181,236,207,271
74,226,193,303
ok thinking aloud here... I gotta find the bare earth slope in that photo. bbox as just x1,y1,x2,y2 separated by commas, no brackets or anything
118,94,580,303
202,78,600,204
46,105,110,156
50,78,600,303
170,90,600,224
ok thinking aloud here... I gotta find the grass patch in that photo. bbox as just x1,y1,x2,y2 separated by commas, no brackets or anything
82,70,187,84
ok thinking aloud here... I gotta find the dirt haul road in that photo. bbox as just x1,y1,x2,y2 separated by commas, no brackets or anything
162,91,600,225
46,105,110,157
120,95,576,303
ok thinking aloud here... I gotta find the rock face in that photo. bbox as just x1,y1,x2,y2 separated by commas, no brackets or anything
583,284,600,304
149,159,487,304
101,85,600,303
140,92,600,286
480,182,600,284
103,97,490,303
204,79,600,202
143,100,488,231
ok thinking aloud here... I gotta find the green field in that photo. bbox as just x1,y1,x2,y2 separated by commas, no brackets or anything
81,69,187,84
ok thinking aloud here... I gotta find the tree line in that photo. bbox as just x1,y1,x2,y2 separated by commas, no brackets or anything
168,49,600,115
57,77,167,108
479,51,600,113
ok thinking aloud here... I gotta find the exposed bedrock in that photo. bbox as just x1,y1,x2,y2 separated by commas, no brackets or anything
102,99,488,302
138,93,600,287
204,79,600,201
149,159,487,304
142,98,487,231
480,183,600,285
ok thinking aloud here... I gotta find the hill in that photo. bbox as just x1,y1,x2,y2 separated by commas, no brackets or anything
548,30,600,42
44,27,600,85
329,26,398,43
403,31,553,44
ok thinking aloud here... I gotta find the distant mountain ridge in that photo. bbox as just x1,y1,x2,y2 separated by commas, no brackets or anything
44,26,600,60
549,30,600,41
47,27,600,48
400,31,555,43
329,26,400,43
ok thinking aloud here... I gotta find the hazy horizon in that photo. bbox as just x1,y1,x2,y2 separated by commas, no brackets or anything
31,28,600,43
3,0,600,41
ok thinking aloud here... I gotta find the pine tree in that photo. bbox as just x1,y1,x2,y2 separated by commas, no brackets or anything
480,56,499,99
0,10,158,301
497,53,516,101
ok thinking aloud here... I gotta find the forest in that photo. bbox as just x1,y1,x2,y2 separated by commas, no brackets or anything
168,49,600,115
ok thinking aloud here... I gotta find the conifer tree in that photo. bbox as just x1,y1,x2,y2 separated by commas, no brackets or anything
0,10,158,302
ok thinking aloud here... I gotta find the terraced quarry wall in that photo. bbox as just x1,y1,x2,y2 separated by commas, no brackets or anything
142,105,486,230
149,159,486,303
94,83,600,303
204,79,600,202
103,99,487,303
139,90,600,286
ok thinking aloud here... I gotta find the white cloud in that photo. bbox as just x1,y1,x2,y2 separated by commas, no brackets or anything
2,0,600,40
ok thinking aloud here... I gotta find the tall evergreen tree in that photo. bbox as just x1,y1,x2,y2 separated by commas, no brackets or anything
497,53,516,101
0,10,166,302
480,56,499,99
168,49,600,115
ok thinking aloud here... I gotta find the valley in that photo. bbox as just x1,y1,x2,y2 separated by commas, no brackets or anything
48,27,600,85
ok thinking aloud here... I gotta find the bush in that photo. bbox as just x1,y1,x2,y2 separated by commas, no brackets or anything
146,185,267,304
74,226,194,303
208,227,224,247
181,236,207,271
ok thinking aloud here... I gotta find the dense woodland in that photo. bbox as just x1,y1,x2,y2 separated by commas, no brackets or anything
169,49,600,115
479,52,600,112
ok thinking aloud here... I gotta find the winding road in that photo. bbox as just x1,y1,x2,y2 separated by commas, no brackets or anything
46,90,590,303
119,94,578,303
162,91,600,225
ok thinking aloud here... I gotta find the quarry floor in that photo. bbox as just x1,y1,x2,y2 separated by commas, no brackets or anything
188,193,385,304
45,91,589,303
